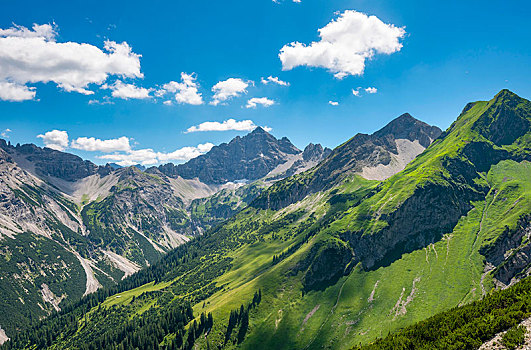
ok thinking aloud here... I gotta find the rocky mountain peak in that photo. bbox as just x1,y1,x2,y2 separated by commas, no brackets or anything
494,88,519,104
251,126,267,134
472,89,530,146
0,140,99,182
302,143,332,162
373,113,442,147
157,129,301,184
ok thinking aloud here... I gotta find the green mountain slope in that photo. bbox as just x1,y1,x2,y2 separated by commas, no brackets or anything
0,129,330,339
355,272,531,350
2,89,530,350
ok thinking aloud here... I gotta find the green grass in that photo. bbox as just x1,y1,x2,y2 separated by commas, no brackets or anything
5,90,530,350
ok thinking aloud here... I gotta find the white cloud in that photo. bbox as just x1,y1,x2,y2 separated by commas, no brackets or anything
246,97,275,109
211,78,250,105
0,81,36,101
99,148,159,166
186,118,271,133
88,97,113,105
98,142,215,166
102,80,152,99
159,73,203,105
163,100,172,105
279,10,405,78
37,130,69,151
71,136,131,152
0,23,57,40
352,88,360,96
260,76,289,86
157,143,214,162
328,101,339,106
365,86,377,94
1,128,12,138
0,23,142,97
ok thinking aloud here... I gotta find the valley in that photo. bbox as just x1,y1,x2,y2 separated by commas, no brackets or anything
0,89,529,349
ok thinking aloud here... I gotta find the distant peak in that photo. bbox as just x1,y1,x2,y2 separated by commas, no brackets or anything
395,112,415,121
492,89,521,104
495,89,517,98
251,126,268,134
373,113,442,147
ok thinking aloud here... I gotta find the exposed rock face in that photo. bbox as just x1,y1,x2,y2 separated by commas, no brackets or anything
302,143,332,162
0,326,8,345
480,215,531,286
157,127,302,184
252,114,442,211
343,181,482,270
81,167,190,258
373,113,441,148
0,140,101,181
301,240,353,291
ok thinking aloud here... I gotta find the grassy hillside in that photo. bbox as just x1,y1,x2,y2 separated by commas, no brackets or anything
3,90,530,350
355,273,531,350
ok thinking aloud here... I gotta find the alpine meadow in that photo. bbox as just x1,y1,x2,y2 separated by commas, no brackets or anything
0,1,530,350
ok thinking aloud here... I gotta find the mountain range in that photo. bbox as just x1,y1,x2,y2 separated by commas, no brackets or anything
0,89,530,350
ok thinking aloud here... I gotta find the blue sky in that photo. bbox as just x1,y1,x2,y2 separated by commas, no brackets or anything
0,0,529,166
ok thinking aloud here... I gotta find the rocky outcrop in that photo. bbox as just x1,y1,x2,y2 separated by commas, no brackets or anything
157,127,301,184
343,180,483,270
0,141,101,181
480,215,531,286
292,239,353,291
302,143,332,162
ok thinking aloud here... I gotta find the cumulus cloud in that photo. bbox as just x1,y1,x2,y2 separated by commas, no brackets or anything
328,101,339,106
102,81,152,99
98,143,215,166
279,10,405,78
260,76,289,86
37,130,69,151
352,88,360,96
158,73,203,105
365,86,377,94
0,81,36,101
246,97,275,109
186,118,271,133
211,78,250,105
71,136,131,152
0,23,142,97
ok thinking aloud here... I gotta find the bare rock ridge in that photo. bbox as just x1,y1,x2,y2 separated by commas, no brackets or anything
0,140,109,181
155,127,302,184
